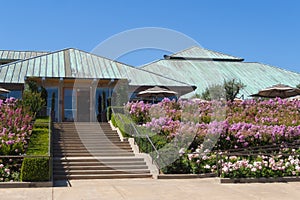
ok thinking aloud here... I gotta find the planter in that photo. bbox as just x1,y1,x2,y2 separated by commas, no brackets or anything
158,173,217,179
0,181,52,188
220,176,300,184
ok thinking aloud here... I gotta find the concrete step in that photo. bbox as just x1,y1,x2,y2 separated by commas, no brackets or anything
53,141,127,144
54,135,122,138
52,122,151,180
53,165,148,170
53,174,152,180
53,129,116,132
53,146,132,150
53,131,116,134
53,161,147,167
52,146,128,150
53,157,145,162
53,169,150,175
53,152,135,157
53,132,119,135
53,128,114,131
53,150,133,154
53,138,121,142
52,144,131,148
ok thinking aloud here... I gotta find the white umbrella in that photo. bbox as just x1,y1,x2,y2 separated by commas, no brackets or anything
137,86,177,103
0,87,10,94
251,84,300,99
138,86,177,97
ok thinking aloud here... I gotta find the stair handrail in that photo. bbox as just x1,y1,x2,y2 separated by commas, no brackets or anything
111,107,160,164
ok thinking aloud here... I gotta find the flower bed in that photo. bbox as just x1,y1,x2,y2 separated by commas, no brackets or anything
124,98,300,178
0,98,33,182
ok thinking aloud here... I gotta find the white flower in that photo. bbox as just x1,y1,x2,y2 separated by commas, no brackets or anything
222,166,229,173
251,168,257,172
202,155,208,160
204,164,211,169
229,156,237,160
179,148,185,154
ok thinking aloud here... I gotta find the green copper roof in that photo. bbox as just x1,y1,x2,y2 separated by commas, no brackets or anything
0,48,193,88
165,46,244,61
142,57,300,98
0,50,48,61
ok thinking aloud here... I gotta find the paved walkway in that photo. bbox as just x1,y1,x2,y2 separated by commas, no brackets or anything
1,178,300,200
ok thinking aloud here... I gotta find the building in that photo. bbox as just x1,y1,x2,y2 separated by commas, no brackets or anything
0,48,194,122
0,46,299,122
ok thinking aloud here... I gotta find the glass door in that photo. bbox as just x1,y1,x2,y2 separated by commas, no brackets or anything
76,88,90,122
63,89,75,122
63,88,90,122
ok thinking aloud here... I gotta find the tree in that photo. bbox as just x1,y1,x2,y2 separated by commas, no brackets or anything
224,79,246,102
21,81,46,117
201,79,245,102
297,84,300,89
201,84,225,101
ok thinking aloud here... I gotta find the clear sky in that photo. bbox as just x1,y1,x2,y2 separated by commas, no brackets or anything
0,0,300,73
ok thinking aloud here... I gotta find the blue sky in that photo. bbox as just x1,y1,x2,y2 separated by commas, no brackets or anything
0,0,299,73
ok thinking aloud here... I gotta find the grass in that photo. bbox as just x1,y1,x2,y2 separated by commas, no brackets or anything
34,116,50,124
26,117,49,156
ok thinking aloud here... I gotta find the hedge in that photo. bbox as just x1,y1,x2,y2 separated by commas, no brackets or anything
20,117,50,182
20,157,50,182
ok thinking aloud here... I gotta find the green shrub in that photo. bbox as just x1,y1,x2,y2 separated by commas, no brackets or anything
33,123,49,129
112,113,132,137
161,156,191,174
20,157,50,182
35,116,50,123
201,78,245,101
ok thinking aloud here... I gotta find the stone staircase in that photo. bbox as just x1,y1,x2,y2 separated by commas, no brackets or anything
52,122,152,180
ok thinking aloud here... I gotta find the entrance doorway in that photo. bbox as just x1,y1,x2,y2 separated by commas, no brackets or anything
63,88,91,122
77,88,90,122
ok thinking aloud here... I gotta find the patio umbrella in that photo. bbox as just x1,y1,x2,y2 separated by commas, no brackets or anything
250,84,300,99
0,87,10,94
137,86,177,102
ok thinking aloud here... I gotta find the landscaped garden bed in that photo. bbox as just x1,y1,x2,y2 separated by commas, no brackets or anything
0,97,51,183
111,97,300,180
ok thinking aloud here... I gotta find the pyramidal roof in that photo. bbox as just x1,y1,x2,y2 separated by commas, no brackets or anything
164,46,244,61
0,48,193,88
141,46,300,98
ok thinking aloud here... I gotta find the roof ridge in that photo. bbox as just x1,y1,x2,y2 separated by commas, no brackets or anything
169,46,243,60
72,48,136,68
139,59,164,69
257,62,300,76
169,46,199,57
0,49,49,53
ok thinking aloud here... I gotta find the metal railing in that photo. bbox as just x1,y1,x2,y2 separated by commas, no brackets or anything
111,107,160,165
